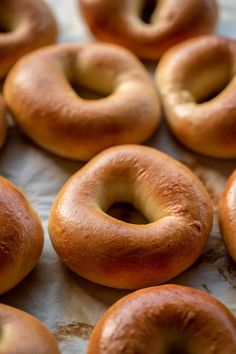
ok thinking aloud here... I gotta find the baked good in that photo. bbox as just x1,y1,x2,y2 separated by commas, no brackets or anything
4,43,160,161
0,177,44,294
87,284,236,354
79,0,218,60
0,0,58,78
156,35,236,158
0,303,60,353
219,170,236,261
48,145,213,289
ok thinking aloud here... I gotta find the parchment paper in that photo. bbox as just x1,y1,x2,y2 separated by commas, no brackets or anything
1,1,236,353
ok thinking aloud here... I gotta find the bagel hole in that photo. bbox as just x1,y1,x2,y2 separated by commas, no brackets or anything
169,348,187,354
196,77,231,103
168,341,189,354
71,82,108,100
140,0,158,24
0,15,11,33
107,202,148,224
0,23,10,33
186,54,232,104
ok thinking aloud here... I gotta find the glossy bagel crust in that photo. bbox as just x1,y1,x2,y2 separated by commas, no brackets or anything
0,304,60,354
87,284,236,354
4,43,160,161
79,0,218,60
219,170,236,261
48,145,213,289
0,96,7,150
0,0,58,78
0,177,44,295
156,35,236,158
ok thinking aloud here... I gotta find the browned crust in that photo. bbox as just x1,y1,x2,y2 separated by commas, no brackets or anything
0,304,60,353
219,170,236,261
0,0,58,78
0,177,44,294
87,284,236,353
156,35,236,158
4,43,160,161
79,0,218,60
48,145,213,289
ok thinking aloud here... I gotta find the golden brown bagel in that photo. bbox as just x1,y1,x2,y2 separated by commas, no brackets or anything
0,304,60,353
79,0,218,60
156,35,236,158
87,284,236,354
219,170,236,261
0,0,58,79
0,177,44,295
0,95,7,149
4,43,160,161
48,145,213,289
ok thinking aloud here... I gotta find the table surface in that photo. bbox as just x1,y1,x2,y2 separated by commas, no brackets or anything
1,1,236,353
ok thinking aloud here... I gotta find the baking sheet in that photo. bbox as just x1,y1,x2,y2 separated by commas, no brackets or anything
1,1,236,353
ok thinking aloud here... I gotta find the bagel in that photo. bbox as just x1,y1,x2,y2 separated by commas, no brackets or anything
87,284,236,354
0,95,7,149
156,35,236,158
219,170,236,261
0,177,44,295
79,0,218,60
0,0,58,78
0,304,60,353
4,43,160,161
48,145,213,289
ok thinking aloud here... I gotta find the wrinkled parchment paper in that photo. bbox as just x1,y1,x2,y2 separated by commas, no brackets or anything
1,1,236,353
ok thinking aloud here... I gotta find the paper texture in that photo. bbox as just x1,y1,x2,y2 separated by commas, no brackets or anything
0,1,236,353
